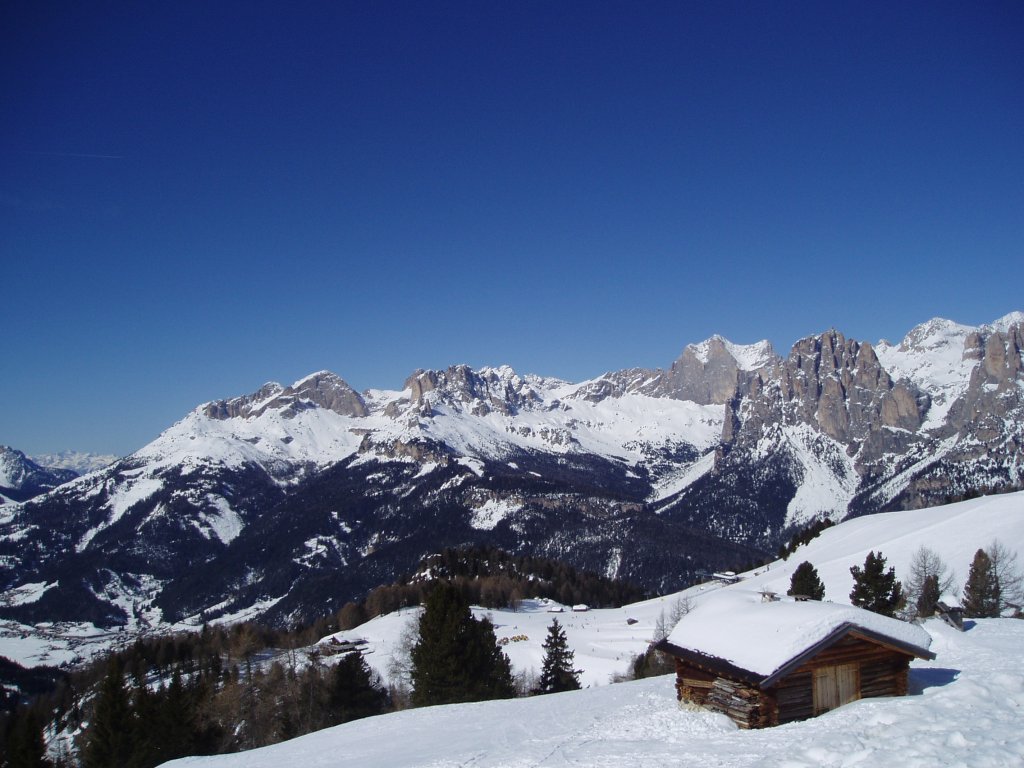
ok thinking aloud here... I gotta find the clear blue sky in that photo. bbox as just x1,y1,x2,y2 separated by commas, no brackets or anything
2,1,1022,457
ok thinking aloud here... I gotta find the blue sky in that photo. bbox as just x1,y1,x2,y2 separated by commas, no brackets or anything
2,1,1022,457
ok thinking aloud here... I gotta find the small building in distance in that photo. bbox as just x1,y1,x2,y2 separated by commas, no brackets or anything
653,590,935,729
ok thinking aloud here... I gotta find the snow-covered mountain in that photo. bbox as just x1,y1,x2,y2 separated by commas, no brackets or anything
28,450,118,476
0,313,1021,638
0,446,78,505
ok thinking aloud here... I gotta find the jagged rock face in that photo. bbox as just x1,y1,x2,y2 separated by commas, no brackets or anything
894,322,1024,508
203,372,367,420
202,382,284,419
722,330,929,459
404,365,543,416
577,337,777,406
660,336,777,405
0,446,78,504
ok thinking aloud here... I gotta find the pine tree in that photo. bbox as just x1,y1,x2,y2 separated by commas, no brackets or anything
5,706,51,768
916,573,941,618
410,582,515,707
963,548,1001,618
787,561,825,600
534,619,581,694
327,652,389,724
849,550,903,617
82,657,135,768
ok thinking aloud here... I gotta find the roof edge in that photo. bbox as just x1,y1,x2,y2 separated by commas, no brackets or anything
652,639,762,686
759,622,936,688
656,621,936,691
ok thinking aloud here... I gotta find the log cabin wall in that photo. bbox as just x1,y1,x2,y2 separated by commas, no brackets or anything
673,658,717,705
671,634,916,728
768,635,914,724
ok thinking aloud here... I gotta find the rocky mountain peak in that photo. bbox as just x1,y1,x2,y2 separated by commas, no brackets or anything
202,373,367,420
729,328,925,449
285,371,368,418
655,335,777,406
897,317,975,355
404,364,541,416
0,445,78,503
202,382,285,420
0,445,29,489
986,311,1024,334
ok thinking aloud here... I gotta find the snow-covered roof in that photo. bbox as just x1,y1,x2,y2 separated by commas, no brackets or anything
661,590,934,685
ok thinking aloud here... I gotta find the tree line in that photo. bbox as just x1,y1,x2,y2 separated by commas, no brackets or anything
332,545,647,631
785,539,1022,620
3,550,603,768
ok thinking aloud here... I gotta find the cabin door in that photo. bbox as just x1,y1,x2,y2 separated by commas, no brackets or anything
813,663,860,715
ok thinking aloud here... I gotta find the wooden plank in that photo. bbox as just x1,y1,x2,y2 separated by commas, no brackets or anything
813,662,859,715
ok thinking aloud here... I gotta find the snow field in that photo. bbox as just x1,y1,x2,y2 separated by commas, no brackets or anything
162,619,1024,768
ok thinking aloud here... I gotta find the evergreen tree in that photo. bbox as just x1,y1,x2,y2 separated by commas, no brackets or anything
327,652,389,724
963,548,1001,618
150,669,200,764
5,707,51,768
787,561,825,600
82,657,135,768
534,619,581,694
916,573,941,618
410,582,515,707
849,550,903,617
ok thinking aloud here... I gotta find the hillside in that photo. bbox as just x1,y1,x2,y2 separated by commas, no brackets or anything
317,490,1024,691
158,491,1024,767
160,619,1023,767
33,490,1024,765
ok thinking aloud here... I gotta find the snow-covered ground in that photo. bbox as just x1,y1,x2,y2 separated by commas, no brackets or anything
163,618,1024,768
311,491,1024,692
154,491,1024,767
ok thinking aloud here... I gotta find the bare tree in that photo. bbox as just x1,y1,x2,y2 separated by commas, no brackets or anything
987,539,1024,613
903,546,956,619
668,595,692,628
385,615,420,709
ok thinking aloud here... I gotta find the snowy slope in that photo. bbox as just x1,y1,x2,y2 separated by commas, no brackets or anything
161,620,1024,768
740,491,1024,602
319,491,1022,690
126,366,723,482
159,492,1024,768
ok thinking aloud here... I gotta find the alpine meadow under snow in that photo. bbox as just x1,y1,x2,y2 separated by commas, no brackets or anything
159,492,1024,768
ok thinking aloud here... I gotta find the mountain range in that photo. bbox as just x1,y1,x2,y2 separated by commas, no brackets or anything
1,312,1021,638
0,447,79,505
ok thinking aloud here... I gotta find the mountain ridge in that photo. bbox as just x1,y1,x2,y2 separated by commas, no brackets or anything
0,312,1021,643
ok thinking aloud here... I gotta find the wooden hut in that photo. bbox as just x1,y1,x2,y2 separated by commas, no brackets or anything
653,591,935,729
